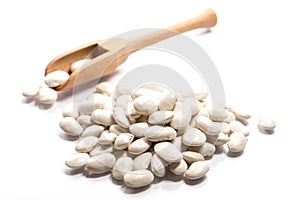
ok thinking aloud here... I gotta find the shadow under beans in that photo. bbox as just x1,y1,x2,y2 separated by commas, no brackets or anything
85,170,111,179
110,175,124,186
152,176,164,184
214,145,225,155
227,150,244,158
38,102,54,110
164,169,184,182
257,125,275,135
58,131,79,141
123,185,151,194
22,97,36,104
184,175,207,186
64,168,84,176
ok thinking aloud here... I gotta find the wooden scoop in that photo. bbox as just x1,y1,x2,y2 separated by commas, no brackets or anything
45,9,217,91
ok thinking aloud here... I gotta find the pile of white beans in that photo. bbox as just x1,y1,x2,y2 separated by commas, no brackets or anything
22,59,276,188
59,79,276,188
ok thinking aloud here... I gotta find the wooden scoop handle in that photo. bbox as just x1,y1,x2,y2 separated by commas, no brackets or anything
125,9,217,51
55,9,217,91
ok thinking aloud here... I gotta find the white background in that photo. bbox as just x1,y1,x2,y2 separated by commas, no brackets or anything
0,0,299,199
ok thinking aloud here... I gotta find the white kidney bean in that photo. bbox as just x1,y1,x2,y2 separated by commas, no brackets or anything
171,136,188,152
62,103,79,118
154,142,182,163
171,101,192,130
59,117,83,136
182,128,206,146
44,70,69,88
205,104,227,122
133,96,158,115
77,115,94,126
150,154,166,177
114,94,131,110
112,157,133,180
141,84,165,92
182,151,204,164
129,123,149,138
113,106,130,128
81,125,104,137
145,125,177,142
196,115,222,135
91,109,115,126
227,132,247,153
126,102,141,119
70,59,91,72
169,159,188,175
89,144,114,157
95,82,113,96
98,132,118,145
159,90,177,111
183,97,201,116
124,169,154,188
224,110,236,123
194,90,208,101
227,107,251,121
148,110,174,125
85,153,115,174
132,152,152,170
22,84,41,97
109,124,127,135
75,136,98,153
222,123,231,135
78,93,110,115
200,143,216,157
185,161,210,180
114,133,134,150
229,121,250,136
258,118,276,131
132,87,162,99
128,137,152,155
38,86,57,104
214,132,230,146
65,153,90,169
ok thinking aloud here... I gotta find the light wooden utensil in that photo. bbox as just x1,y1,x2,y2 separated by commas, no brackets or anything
45,9,217,91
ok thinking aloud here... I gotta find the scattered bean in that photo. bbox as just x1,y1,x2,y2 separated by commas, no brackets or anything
38,86,57,104
182,128,206,146
128,137,152,155
75,136,98,153
185,161,210,180
132,152,152,170
150,154,166,177
22,84,41,97
182,151,204,164
114,133,134,150
81,125,104,137
112,157,133,180
65,153,90,169
169,159,188,175
258,118,276,131
59,117,83,136
227,132,247,153
85,153,115,174
154,142,182,163
124,169,154,188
